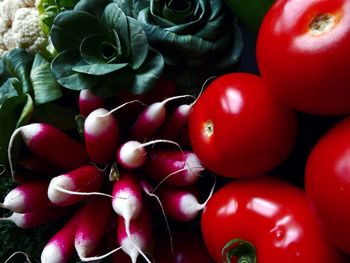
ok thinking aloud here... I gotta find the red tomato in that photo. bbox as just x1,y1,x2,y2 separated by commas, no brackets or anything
257,0,350,115
189,73,297,179
305,117,350,254
201,177,345,263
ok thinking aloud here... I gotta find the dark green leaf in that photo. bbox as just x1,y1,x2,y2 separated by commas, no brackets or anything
0,94,33,165
75,0,113,17
80,34,119,64
101,3,130,56
73,63,128,75
0,78,21,105
51,48,99,90
162,0,195,24
132,49,164,94
3,49,33,94
30,53,62,105
50,11,108,52
127,17,149,69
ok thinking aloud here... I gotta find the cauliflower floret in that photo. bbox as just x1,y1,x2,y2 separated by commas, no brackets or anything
10,7,46,53
1,0,29,25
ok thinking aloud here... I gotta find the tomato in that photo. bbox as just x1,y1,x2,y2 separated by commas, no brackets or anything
201,176,345,263
305,117,350,254
257,0,350,115
189,73,297,179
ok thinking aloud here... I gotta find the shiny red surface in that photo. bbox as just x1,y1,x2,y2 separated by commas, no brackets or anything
189,73,297,179
201,177,345,263
306,117,350,254
257,0,350,115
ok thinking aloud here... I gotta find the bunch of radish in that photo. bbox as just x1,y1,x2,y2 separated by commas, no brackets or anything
2,79,214,263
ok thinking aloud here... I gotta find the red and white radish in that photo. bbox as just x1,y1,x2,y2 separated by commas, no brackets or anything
75,197,113,259
48,165,104,206
130,95,194,141
117,207,153,263
79,89,104,117
157,104,191,140
1,181,52,213
143,150,204,187
8,123,89,178
157,182,215,222
112,173,152,263
117,139,181,170
0,206,71,228
41,210,80,263
84,108,119,165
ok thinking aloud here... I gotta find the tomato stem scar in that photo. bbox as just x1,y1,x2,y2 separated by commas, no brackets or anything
309,13,335,36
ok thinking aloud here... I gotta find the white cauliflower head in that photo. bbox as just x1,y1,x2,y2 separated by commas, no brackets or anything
11,7,47,53
0,0,47,57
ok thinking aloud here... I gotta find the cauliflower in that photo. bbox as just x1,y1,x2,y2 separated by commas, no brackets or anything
0,0,47,57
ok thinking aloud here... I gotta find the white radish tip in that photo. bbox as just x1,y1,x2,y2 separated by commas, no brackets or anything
185,153,204,183
48,176,74,205
144,102,166,121
180,193,201,221
41,242,65,263
177,104,192,117
80,89,96,100
20,123,43,145
120,233,149,263
9,212,26,227
112,190,141,220
118,141,146,169
84,108,113,136
3,189,25,212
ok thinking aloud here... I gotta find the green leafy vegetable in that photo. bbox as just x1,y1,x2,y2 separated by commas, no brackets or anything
50,0,164,97
224,0,274,32
36,0,81,34
134,0,243,88
0,49,62,105
0,94,33,165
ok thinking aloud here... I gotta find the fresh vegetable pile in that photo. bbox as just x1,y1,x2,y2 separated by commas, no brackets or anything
1,0,350,262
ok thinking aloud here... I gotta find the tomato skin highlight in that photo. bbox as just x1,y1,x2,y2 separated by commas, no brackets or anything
189,73,297,179
257,0,350,115
201,177,345,263
305,117,350,254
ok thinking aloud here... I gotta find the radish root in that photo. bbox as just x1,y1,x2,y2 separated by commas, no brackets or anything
7,127,23,181
100,100,147,118
78,245,124,262
54,186,113,198
3,251,31,263
142,181,173,254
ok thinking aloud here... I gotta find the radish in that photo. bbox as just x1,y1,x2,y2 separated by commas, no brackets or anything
0,206,71,228
79,89,104,117
157,182,216,222
156,104,191,140
1,181,53,213
143,150,204,187
84,108,119,165
117,207,153,263
130,95,194,141
8,123,89,178
117,139,181,169
48,165,104,206
75,197,113,259
41,210,81,263
84,101,144,165
112,173,151,263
